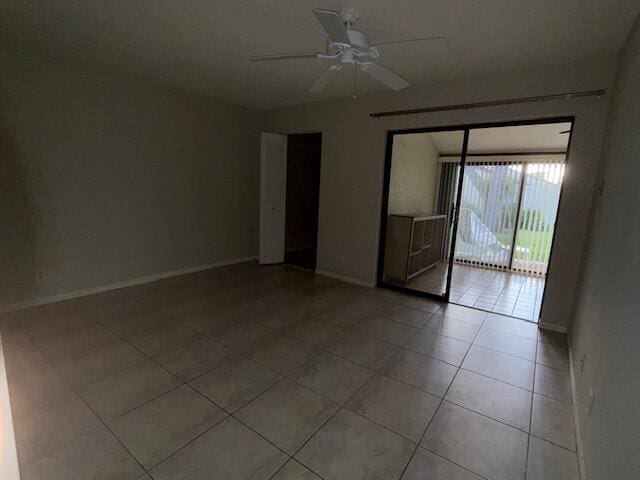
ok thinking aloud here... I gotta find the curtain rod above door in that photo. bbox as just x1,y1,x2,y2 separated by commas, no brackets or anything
369,89,606,119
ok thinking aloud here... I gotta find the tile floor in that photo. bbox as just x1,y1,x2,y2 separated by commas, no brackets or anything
408,263,545,321
0,262,577,480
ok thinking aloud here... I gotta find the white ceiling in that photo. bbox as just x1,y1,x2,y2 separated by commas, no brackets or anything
1,1,638,110
429,123,572,154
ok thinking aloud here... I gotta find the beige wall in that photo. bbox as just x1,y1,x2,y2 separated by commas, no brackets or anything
263,60,614,328
570,17,640,480
0,46,260,308
388,133,440,216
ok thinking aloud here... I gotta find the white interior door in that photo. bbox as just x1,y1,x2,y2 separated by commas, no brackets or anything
259,132,287,264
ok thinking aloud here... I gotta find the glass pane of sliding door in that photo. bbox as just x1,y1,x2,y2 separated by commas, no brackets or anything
380,129,466,298
454,161,523,270
512,159,565,275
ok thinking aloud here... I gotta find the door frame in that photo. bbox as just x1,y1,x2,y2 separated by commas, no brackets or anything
259,129,324,270
376,116,575,312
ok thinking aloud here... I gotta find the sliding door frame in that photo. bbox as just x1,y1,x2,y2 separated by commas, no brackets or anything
376,116,575,308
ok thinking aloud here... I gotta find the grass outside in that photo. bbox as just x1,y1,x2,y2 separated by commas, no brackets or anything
497,229,553,263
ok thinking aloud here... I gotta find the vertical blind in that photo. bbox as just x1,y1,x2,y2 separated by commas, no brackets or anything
454,162,523,270
437,162,459,259
450,157,565,277
512,160,565,276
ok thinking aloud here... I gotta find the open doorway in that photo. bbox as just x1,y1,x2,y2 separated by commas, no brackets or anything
447,123,569,321
258,131,322,270
285,133,322,270
378,119,572,323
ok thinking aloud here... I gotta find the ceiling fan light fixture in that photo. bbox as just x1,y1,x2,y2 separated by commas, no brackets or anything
250,6,449,95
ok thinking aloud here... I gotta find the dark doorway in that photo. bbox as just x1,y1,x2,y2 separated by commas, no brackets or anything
285,132,322,270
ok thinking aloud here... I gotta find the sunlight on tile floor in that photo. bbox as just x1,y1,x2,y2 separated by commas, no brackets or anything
408,263,544,322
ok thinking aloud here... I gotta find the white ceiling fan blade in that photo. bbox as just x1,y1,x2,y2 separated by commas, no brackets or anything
361,62,410,91
309,65,340,93
313,9,351,45
373,36,449,50
251,53,320,62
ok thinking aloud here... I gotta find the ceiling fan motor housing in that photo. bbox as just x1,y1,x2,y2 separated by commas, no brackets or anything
325,29,378,66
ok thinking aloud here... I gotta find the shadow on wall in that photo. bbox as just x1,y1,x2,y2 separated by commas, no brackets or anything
0,114,38,307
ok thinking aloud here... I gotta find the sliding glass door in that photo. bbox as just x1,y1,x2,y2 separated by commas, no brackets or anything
454,161,523,270
512,160,565,275
378,119,571,307
379,129,468,299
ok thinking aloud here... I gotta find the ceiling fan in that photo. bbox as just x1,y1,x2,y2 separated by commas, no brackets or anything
251,7,448,95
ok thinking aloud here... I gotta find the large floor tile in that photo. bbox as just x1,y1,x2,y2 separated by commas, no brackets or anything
99,306,174,338
312,305,369,328
483,314,538,340
189,357,281,412
236,380,338,454
284,316,349,348
127,322,197,357
380,304,432,328
255,301,320,330
445,369,532,431
400,296,443,314
272,460,322,480
249,334,320,375
534,364,572,404
6,363,78,417
109,385,226,468
536,342,569,371
462,345,534,390
531,393,576,451
13,394,101,465
296,409,414,480
402,447,483,480
150,416,287,480
380,349,458,397
154,335,234,381
473,327,537,361
422,401,528,480
178,308,244,337
51,338,147,389
438,304,487,326
423,316,480,343
28,319,116,358
527,436,579,480
20,426,143,480
351,316,418,346
327,333,399,370
79,360,180,419
85,297,143,323
346,296,399,317
405,331,470,366
213,320,273,351
292,352,373,404
347,374,440,442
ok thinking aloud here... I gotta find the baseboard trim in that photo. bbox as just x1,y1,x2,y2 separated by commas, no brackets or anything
567,338,588,480
0,256,257,313
538,322,568,333
315,269,376,288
